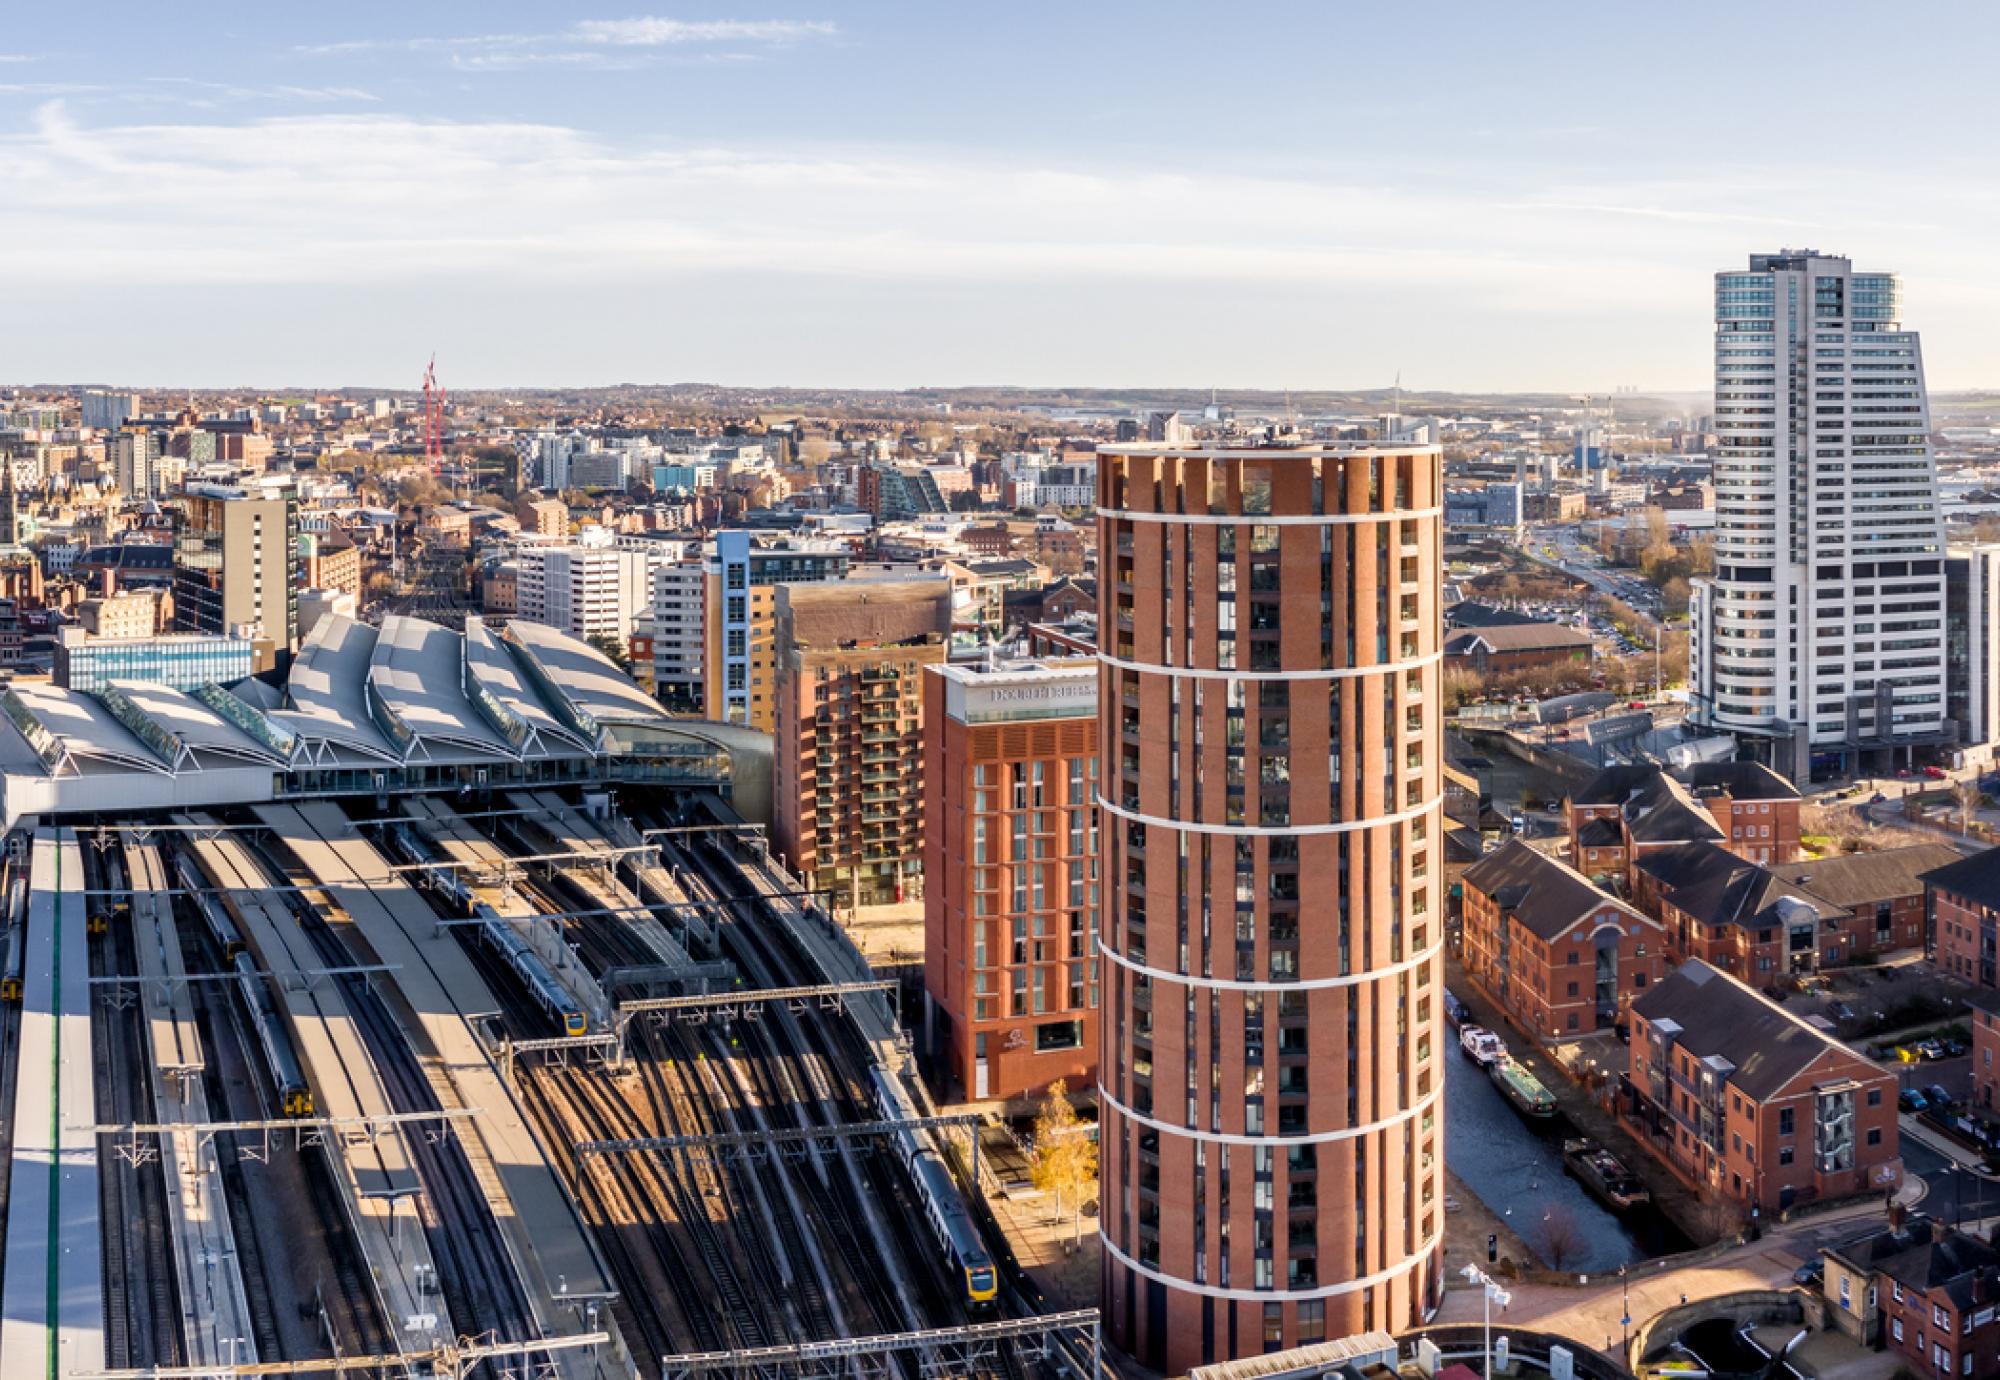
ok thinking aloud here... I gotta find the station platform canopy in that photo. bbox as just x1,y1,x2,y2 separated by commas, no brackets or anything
0,614,771,831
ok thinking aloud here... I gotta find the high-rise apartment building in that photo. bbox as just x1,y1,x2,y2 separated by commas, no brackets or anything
772,577,951,910
515,545,653,646
109,430,172,497
1946,544,2000,761
702,532,851,730
924,657,1099,1103
650,560,704,714
81,390,139,432
1095,440,1445,1372
1689,251,1947,781
173,486,297,668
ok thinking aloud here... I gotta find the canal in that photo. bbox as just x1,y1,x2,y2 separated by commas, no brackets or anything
1446,1049,1689,1272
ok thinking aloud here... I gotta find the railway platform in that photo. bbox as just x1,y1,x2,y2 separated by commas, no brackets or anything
0,827,105,1377
126,840,261,1374
256,801,621,1377
402,797,612,1028
176,819,446,1358
509,790,702,973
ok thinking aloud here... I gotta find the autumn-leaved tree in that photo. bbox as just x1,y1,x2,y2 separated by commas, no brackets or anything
1030,1080,1099,1249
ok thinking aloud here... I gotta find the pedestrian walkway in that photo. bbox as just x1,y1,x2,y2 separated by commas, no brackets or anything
986,1183,1099,1310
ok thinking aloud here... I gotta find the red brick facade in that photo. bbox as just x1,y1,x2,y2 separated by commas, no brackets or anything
923,661,1099,1105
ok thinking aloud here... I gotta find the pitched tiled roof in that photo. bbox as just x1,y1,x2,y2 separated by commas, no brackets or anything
1921,848,2000,912
1633,960,1869,1101
1461,839,1652,941
1769,844,1963,909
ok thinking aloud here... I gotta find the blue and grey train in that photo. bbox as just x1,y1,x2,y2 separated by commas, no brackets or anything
1,876,24,1001
177,852,246,961
472,902,588,1037
869,1066,998,1308
386,821,586,1037
234,951,314,1116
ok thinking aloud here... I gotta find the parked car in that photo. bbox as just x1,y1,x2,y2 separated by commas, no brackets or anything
1900,1089,1930,1113
1944,1038,1970,1057
1793,1258,1824,1287
1924,765,1949,780
1927,1084,1955,1109
1920,1039,1947,1061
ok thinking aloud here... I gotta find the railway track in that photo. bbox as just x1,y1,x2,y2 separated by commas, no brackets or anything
180,891,391,1362
254,839,540,1368
86,845,185,1372
0,862,22,1299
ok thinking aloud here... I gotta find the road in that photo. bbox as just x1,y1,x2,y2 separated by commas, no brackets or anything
1525,525,1665,631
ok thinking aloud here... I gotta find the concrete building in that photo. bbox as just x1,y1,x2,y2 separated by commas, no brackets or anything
924,657,1098,1104
300,530,362,601
1625,959,1899,1215
109,431,170,497
1095,441,1445,1371
172,486,297,668
702,532,850,731
1945,544,2000,763
75,589,159,640
649,560,704,714
1690,251,1947,781
515,545,652,646
81,391,139,433
771,577,951,910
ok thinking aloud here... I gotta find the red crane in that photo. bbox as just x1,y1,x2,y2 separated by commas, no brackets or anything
420,355,446,472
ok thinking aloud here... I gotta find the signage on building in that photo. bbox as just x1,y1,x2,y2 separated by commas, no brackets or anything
948,669,1096,724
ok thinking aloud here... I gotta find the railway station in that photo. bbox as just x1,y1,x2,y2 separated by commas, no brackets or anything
0,611,1098,1379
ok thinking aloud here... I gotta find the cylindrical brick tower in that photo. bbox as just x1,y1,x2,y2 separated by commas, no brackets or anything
1095,442,1446,1373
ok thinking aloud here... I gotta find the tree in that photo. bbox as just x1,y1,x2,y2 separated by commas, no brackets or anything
1537,1203,1586,1271
586,633,631,672
1660,575,1692,619
1954,779,1984,835
1029,1080,1098,1250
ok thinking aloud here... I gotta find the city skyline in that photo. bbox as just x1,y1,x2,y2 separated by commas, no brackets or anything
7,2,2000,390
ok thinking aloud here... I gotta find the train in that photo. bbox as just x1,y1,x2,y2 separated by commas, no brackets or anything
234,952,314,1116
1,875,23,1001
86,897,129,936
472,902,588,1037
869,1066,998,1309
176,852,245,961
386,820,587,1038
0,923,20,1003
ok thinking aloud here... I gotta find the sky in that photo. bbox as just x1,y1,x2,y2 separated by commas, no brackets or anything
5,1,2000,393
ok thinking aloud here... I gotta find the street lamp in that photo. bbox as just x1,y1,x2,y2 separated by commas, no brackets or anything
1461,1263,1512,1378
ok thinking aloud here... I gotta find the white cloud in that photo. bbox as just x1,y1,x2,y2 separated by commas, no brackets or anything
4,103,1998,387
294,17,834,66
572,18,835,45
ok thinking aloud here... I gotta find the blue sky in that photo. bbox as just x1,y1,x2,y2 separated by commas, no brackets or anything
5,1,1999,392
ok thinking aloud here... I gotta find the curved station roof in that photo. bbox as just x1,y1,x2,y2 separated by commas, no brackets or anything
0,614,771,829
